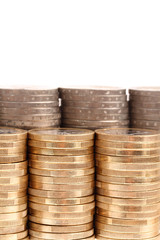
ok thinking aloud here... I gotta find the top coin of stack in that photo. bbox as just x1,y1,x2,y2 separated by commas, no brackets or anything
0,86,61,130
0,127,29,240
95,128,160,240
28,128,95,240
59,86,129,130
129,87,160,130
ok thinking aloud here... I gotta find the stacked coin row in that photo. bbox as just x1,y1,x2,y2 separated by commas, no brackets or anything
28,128,95,240
129,87,160,130
0,127,28,240
59,87,129,130
0,86,61,129
95,128,160,240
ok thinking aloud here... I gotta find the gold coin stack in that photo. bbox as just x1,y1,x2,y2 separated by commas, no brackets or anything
28,128,95,240
59,86,129,130
0,127,28,240
95,128,160,240
129,87,160,130
0,86,61,130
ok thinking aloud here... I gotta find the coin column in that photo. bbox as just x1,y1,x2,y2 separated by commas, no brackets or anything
28,128,95,240
0,127,28,240
59,87,129,130
95,128,160,240
129,87,160,130
0,87,60,129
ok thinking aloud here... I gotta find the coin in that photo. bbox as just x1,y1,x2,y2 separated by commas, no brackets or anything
0,154,26,163
129,87,160,96
29,188,94,198
0,169,27,177
0,203,27,213
28,139,94,148
130,101,160,109
0,210,27,220
29,221,93,233
29,229,94,239
0,161,27,170
131,119,160,129
29,153,94,163
0,190,27,199
0,196,27,206
0,175,28,184
59,86,126,95
62,107,128,114
0,127,27,141
28,128,94,141
0,230,28,239
29,215,94,225
62,100,128,108
29,195,94,206
0,216,27,227
0,107,60,115
0,86,58,95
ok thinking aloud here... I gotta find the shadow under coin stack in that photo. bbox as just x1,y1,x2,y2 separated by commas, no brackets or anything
0,127,28,240
0,86,60,130
95,128,160,240
28,128,95,240
129,87,160,130
59,87,129,130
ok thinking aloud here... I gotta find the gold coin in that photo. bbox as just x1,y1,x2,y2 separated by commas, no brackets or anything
96,167,160,177
0,154,26,163
96,181,160,191
0,175,28,184
96,174,160,184
0,216,27,227
29,214,93,225
96,208,159,219
0,190,27,199
29,208,94,218
96,229,159,239
95,221,159,233
0,223,26,234
96,195,160,206
28,128,94,141
0,181,28,191
30,174,94,184
96,161,160,171
0,230,28,239
29,146,94,155
29,221,93,233
96,146,159,156
0,161,27,170
96,139,160,149
29,229,94,239
96,234,160,240
29,160,94,170
30,181,94,191
0,127,27,141
95,153,160,163
29,236,95,240
29,187,94,198
0,196,27,206
29,167,95,177
95,128,160,142
0,203,27,213
63,123,129,130
96,201,159,212
29,201,95,213
0,147,26,155
0,140,26,148
29,195,94,206
96,188,160,198
0,169,27,177
28,139,94,148
0,209,27,220
29,153,94,163
96,214,159,226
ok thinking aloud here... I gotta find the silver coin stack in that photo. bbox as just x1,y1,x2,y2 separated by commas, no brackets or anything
59,86,129,130
129,87,160,130
0,86,61,130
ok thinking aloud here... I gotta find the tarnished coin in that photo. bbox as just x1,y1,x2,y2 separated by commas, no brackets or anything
131,119,160,129
129,87,160,96
62,100,128,108
0,101,59,108
59,86,126,95
62,113,128,121
0,86,58,95
0,94,58,102
0,107,60,115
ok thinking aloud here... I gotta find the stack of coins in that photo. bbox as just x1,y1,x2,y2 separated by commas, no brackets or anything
59,86,129,130
0,127,28,239
28,128,95,240
95,128,160,240
0,86,61,130
129,87,160,130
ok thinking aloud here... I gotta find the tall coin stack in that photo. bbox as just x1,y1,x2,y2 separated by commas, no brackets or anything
95,128,160,240
129,87,160,130
28,128,95,240
59,87,129,130
0,127,28,240
0,86,61,130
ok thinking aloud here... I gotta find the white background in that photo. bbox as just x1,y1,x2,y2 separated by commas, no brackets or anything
0,0,160,88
